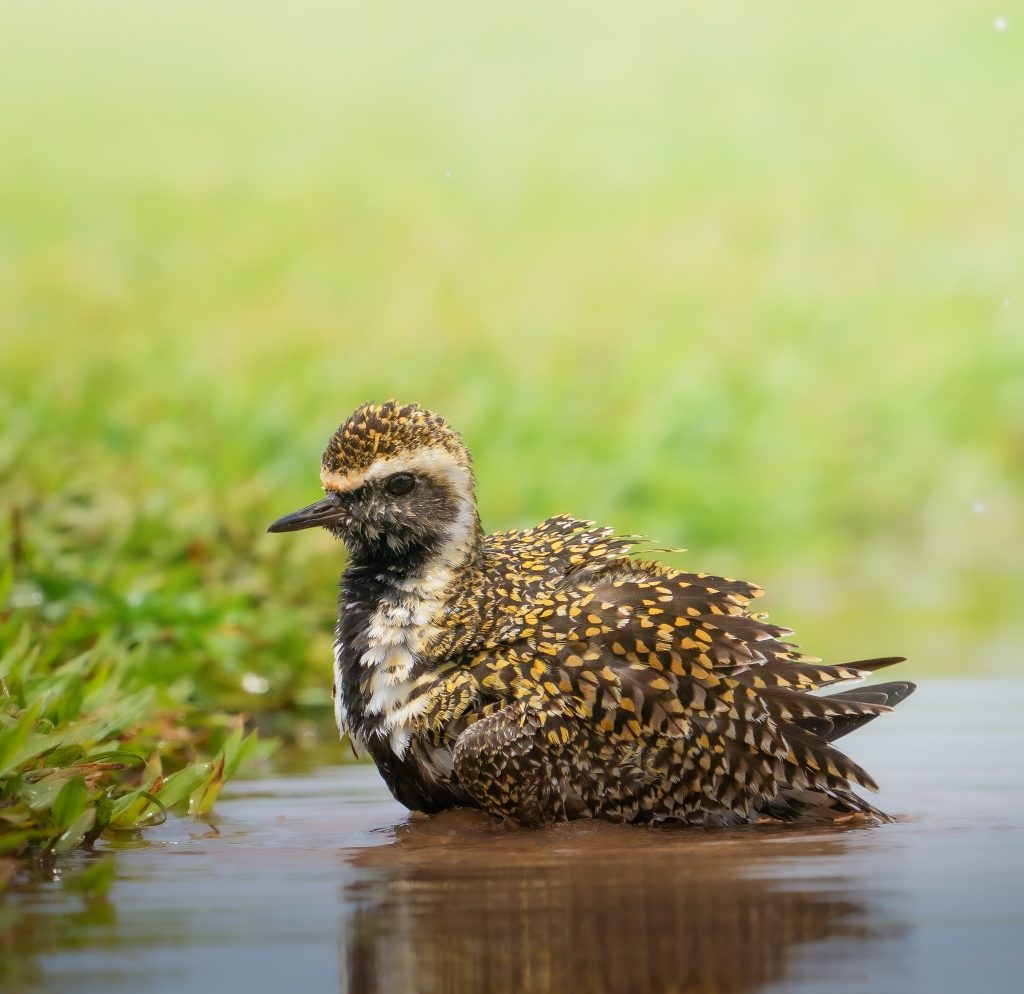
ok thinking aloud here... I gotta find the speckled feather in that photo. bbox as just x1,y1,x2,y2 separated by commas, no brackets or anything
280,402,914,826
321,400,466,477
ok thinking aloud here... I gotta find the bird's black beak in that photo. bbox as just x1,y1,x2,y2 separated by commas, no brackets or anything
267,495,345,533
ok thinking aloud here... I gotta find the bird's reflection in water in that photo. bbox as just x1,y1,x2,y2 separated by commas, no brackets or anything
338,810,894,994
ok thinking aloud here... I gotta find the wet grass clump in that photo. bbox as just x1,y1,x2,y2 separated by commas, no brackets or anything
0,617,260,861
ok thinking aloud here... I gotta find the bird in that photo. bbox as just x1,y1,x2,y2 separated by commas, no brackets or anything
268,400,915,827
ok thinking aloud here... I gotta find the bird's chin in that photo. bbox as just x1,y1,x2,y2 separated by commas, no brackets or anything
342,525,440,569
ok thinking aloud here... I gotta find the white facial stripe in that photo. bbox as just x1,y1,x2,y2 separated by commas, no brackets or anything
320,446,472,496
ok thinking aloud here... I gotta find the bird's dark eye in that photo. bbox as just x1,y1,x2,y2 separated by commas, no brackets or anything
385,472,416,497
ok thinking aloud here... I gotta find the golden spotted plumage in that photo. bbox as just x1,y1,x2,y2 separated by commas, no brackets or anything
269,401,915,826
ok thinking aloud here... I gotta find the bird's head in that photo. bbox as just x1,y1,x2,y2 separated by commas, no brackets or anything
268,401,480,567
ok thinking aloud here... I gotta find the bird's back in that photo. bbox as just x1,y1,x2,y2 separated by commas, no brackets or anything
437,516,914,825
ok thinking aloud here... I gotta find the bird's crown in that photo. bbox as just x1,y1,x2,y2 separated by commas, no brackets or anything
320,401,470,492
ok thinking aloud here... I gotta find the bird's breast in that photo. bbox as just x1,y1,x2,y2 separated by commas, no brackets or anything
335,585,445,760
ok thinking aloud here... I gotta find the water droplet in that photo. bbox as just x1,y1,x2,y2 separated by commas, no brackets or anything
242,673,271,694
9,582,44,608
994,16,1008,31
444,170,453,179
1003,299,1011,308
972,500,987,514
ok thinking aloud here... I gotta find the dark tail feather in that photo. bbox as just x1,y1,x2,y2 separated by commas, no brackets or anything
831,680,916,708
759,787,893,824
795,681,917,742
844,656,909,675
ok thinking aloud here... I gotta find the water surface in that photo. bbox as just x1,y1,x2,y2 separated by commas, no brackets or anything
3,680,1022,993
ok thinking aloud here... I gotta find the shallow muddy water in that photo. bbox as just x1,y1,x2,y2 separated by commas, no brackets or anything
3,680,1023,994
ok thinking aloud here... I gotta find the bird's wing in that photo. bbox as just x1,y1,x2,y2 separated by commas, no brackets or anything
465,557,910,809
451,698,619,823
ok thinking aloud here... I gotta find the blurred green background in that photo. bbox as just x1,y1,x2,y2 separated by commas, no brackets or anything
2,0,1022,764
